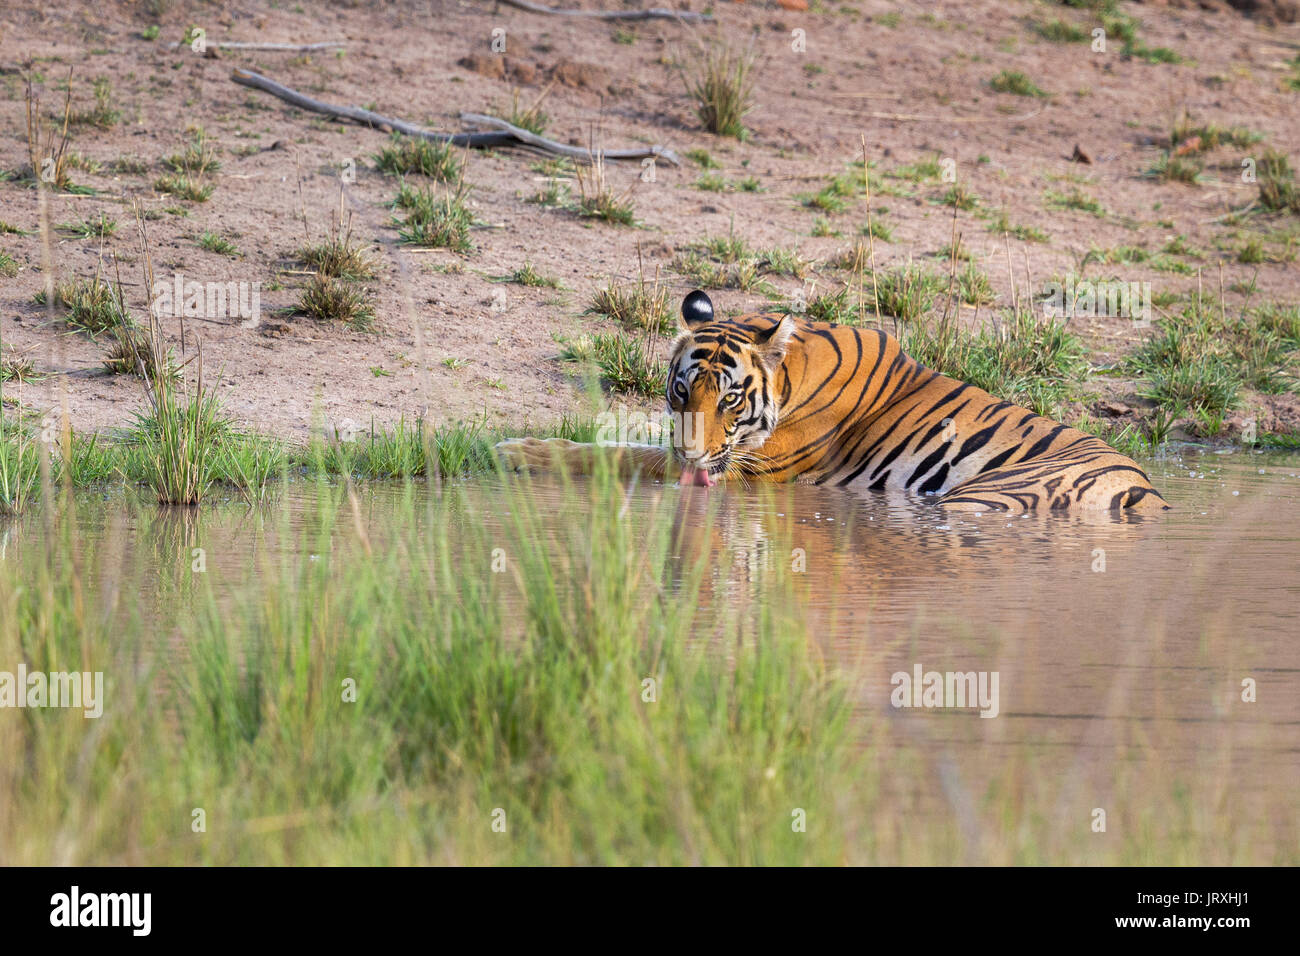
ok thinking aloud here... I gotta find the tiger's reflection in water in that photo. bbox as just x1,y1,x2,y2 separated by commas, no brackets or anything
662,479,1155,594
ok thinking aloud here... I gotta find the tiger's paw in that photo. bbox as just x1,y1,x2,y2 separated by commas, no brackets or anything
494,437,578,473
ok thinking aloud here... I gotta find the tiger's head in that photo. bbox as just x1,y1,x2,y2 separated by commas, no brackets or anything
666,290,796,486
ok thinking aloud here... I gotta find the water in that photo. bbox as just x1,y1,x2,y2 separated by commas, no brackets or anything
3,445,1297,861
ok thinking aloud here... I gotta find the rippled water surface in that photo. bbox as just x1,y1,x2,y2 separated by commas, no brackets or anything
5,446,1297,860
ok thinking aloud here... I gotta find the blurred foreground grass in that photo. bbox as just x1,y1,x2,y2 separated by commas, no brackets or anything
0,458,1293,864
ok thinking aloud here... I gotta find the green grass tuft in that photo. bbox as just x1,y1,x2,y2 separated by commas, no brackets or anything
197,230,239,257
375,133,461,180
989,70,1047,97
683,43,756,140
394,181,475,252
297,274,374,329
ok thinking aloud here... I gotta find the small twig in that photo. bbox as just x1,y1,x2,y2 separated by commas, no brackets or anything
460,113,680,166
861,107,1046,123
1217,261,1226,328
295,148,309,245
1021,247,1036,323
1003,231,1019,323
944,201,960,327
170,40,347,51
492,0,713,23
861,134,881,327
1200,200,1256,225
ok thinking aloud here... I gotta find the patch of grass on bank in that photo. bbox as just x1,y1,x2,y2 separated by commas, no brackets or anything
103,321,176,382
1072,412,1155,458
562,331,666,398
0,418,40,516
573,153,636,226
393,181,475,252
130,384,230,506
1045,188,1104,217
1257,150,1299,214
1123,39,1183,65
1169,115,1263,153
297,274,374,329
197,230,239,257
1131,334,1239,418
682,42,756,140
299,221,379,281
989,70,1047,97
793,262,947,327
862,220,894,243
902,307,1085,418
874,264,947,324
1035,18,1088,44
588,276,672,334
69,77,120,129
955,262,996,305
0,352,40,383
154,173,213,202
56,212,117,240
1129,295,1297,430
685,148,719,169
987,210,1049,243
497,89,549,135
672,233,779,295
310,417,497,480
888,155,941,183
42,273,131,335
798,177,854,214
760,246,814,278
155,126,218,201
694,172,762,193
493,262,562,289
1254,429,1300,449
375,133,461,180
163,125,220,176
0,412,625,502
1254,303,1300,348
1151,153,1201,185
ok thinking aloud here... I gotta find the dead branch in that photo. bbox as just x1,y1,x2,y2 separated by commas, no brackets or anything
232,69,680,165
493,0,712,22
171,40,347,51
459,113,679,165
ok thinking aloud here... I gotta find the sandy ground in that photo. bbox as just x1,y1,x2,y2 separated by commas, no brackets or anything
0,0,1297,440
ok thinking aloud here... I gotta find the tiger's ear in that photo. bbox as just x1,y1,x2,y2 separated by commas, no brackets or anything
752,315,795,369
681,290,714,329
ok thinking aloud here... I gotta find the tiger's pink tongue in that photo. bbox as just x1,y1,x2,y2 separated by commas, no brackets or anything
680,465,716,488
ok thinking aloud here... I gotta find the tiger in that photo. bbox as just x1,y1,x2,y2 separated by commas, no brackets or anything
496,290,1169,513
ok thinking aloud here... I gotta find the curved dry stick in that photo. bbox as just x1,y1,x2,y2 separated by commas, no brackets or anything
859,107,1047,124
232,69,515,147
494,0,712,22
232,69,679,165
459,113,680,165
171,40,347,51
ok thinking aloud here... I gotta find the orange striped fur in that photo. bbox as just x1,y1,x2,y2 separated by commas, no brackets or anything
498,291,1169,513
